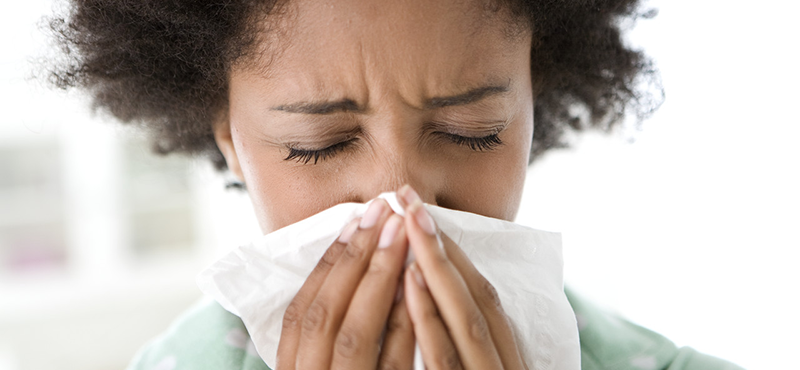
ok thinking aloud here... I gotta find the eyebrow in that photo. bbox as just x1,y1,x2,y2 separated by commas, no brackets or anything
271,99,360,114
426,83,510,109
270,82,511,115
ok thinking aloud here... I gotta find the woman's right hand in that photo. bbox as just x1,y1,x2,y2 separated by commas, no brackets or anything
275,199,415,370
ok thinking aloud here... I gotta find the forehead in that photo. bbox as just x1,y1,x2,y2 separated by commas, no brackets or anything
238,0,530,105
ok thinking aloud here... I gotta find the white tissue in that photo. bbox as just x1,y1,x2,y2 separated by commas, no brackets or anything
197,193,580,370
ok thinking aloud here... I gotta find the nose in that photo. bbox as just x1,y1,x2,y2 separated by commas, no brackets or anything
355,140,441,207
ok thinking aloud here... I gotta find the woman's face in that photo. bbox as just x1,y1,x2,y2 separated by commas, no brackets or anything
215,0,534,233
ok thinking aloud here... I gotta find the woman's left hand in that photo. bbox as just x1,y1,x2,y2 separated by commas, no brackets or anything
397,185,528,370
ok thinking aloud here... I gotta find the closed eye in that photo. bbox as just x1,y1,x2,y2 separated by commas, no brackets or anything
283,130,502,165
284,139,355,164
441,132,503,151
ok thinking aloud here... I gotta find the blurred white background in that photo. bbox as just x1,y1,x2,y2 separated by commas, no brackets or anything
1,0,798,370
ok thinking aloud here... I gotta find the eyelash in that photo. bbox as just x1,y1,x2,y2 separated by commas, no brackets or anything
284,132,503,164
440,132,503,151
284,140,354,164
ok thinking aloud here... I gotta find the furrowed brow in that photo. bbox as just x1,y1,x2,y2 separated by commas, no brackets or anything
426,83,511,109
271,99,361,114
271,82,510,114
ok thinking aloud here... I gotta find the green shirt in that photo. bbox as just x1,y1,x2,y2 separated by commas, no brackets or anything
128,289,744,370
564,290,744,370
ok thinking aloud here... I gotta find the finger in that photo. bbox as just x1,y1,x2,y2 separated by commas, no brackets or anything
396,185,410,210
443,234,527,370
404,262,463,370
400,188,503,370
331,214,409,368
276,218,357,370
376,282,415,370
295,199,395,370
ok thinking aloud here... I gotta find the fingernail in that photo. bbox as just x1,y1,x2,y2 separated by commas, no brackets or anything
409,200,436,235
410,262,427,289
400,185,421,206
378,214,402,249
360,199,386,229
338,219,359,244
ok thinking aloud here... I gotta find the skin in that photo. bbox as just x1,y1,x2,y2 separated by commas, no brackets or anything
213,0,534,368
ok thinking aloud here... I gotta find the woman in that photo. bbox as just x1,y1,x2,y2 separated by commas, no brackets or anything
48,0,743,369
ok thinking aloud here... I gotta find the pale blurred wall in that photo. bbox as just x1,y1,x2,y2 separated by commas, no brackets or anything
0,2,262,370
1,1,798,370
515,1,800,368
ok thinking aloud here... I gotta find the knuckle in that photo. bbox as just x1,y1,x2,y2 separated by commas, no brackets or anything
386,306,411,333
431,248,451,268
342,241,368,262
437,347,462,370
282,301,304,331
302,300,329,333
318,246,340,269
467,312,492,344
480,278,502,310
365,257,391,277
334,327,363,360
420,303,441,323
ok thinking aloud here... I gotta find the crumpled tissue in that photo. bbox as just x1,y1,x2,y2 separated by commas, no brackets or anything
197,193,580,370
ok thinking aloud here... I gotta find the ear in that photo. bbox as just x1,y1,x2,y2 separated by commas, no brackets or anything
213,110,245,182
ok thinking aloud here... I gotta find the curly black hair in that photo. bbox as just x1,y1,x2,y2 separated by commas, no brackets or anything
48,0,661,169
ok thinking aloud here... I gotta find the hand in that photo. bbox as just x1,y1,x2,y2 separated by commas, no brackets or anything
275,199,416,370
398,185,528,370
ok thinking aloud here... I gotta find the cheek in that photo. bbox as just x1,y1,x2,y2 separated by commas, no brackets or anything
232,133,346,232
440,114,533,221
503,116,534,218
